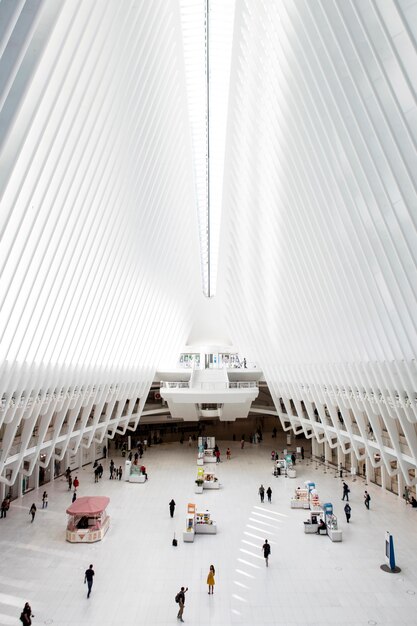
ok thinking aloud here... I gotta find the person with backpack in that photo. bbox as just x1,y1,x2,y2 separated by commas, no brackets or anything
175,586,188,622
342,482,350,501
364,491,371,509
262,539,271,566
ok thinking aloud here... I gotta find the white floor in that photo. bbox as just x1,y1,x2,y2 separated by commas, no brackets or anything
0,438,417,626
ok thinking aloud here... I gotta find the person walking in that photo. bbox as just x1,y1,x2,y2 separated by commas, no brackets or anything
169,499,176,518
342,481,350,501
240,438,245,450
226,447,231,460
29,503,36,523
84,564,95,598
176,586,188,622
259,484,265,503
20,602,34,625
109,460,115,479
94,466,100,483
1,498,9,518
301,446,305,460
68,474,73,490
364,491,371,509
72,491,77,503
98,463,103,479
215,449,221,463
207,565,215,594
291,453,296,466
117,466,123,480
42,491,48,509
73,476,79,491
344,502,351,523
262,539,271,567
266,486,272,503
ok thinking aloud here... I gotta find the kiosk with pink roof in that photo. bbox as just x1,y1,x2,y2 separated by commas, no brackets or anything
66,496,110,543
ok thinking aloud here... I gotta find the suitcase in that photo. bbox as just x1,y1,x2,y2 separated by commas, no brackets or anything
172,533,178,547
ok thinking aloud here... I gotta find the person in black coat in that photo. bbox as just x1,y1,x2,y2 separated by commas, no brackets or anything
344,503,351,523
169,499,176,518
20,602,34,625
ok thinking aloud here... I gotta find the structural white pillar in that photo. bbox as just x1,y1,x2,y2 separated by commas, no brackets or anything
381,464,387,490
18,471,24,498
397,472,404,500
350,451,358,480
311,437,319,459
34,461,40,489
365,457,374,484
324,442,332,464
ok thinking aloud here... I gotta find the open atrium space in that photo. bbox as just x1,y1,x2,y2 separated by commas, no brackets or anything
0,1,416,625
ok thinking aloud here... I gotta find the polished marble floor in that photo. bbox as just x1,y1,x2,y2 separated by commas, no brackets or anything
0,437,416,626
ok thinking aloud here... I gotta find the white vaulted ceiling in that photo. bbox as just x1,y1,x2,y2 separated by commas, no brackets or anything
220,0,417,485
0,0,417,488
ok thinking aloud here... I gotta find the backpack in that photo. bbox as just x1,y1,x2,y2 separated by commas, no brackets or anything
175,593,180,603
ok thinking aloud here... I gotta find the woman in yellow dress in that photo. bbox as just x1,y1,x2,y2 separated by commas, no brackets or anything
207,564,215,594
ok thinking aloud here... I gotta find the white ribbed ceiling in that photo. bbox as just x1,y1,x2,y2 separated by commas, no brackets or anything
220,0,417,487
0,0,416,489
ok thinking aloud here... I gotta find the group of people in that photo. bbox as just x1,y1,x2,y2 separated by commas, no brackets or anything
65,467,79,492
258,484,273,503
109,460,123,480
341,481,372,520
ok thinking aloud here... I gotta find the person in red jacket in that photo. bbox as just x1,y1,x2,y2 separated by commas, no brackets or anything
73,476,79,491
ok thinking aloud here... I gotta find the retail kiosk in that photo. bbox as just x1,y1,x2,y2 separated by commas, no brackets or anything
66,496,110,543
324,504,342,542
124,460,146,482
182,503,217,542
198,436,217,463
203,471,220,489
291,487,310,509
183,503,196,542
303,510,325,534
274,459,287,476
195,509,217,534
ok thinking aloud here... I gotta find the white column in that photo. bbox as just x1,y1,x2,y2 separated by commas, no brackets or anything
350,451,358,480
324,442,332,463
18,471,24,498
34,461,40,489
311,437,319,459
397,472,404,500
365,457,374,484
381,464,387,490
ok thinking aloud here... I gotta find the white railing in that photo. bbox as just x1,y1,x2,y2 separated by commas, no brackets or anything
160,381,258,390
